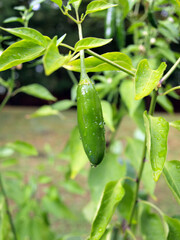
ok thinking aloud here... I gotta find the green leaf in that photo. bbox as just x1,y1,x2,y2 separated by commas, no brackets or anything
144,111,169,181
69,126,88,178
0,198,11,240
64,52,135,73
88,152,126,202
50,0,63,9
89,180,125,240
75,37,112,52
0,40,45,71
164,216,180,240
157,95,174,113
60,179,85,195
7,140,38,156
69,0,82,10
43,36,71,76
3,17,24,24
163,160,180,204
135,60,167,100
30,105,59,118
169,121,180,131
57,33,67,46
86,1,117,15
52,100,76,111
0,27,47,47
0,78,10,88
18,84,57,101
0,147,14,158
101,100,114,132
140,207,167,240
2,158,18,168
120,79,141,116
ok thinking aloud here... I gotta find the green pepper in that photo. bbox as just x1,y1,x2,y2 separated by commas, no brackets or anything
105,7,116,39
77,76,105,166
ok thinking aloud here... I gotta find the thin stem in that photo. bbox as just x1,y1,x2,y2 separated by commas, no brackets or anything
162,86,180,96
159,57,180,85
67,70,78,85
0,174,18,240
60,43,75,51
86,49,135,77
60,7,78,24
0,89,11,112
128,90,158,227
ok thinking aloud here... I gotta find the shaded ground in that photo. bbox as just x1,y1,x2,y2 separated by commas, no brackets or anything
0,107,180,236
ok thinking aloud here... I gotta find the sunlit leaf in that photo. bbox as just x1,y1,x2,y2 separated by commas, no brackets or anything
163,160,180,204
144,111,169,181
52,99,76,111
169,121,180,131
86,1,117,15
50,0,62,8
135,60,167,100
30,105,59,118
0,146,14,158
101,100,114,131
89,180,125,240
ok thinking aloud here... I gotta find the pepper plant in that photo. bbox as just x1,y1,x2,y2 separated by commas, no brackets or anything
0,0,180,239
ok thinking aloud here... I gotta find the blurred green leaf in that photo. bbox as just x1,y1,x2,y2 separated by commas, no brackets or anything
75,38,112,52
135,60,166,100
157,95,174,113
18,83,57,101
144,111,169,181
89,180,124,240
0,198,11,240
30,105,59,118
3,17,24,24
86,1,117,15
52,100,76,111
7,140,38,156
163,160,180,204
164,215,180,240
169,121,180,131
50,0,63,9
1,158,18,168
60,179,85,195
101,100,114,131
0,146,14,158
0,40,45,71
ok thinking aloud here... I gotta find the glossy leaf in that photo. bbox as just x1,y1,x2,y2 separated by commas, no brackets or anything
64,52,135,73
7,140,38,156
0,40,45,71
0,27,47,47
52,99,76,111
120,79,141,116
86,1,117,15
88,152,126,202
75,37,112,52
69,126,88,178
169,120,180,131
101,100,114,131
50,0,62,8
144,111,169,181
135,60,167,100
163,160,180,204
164,215,180,240
57,33,66,46
43,37,71,76
30,106,59,118
18,83,57,101
89,180,125,240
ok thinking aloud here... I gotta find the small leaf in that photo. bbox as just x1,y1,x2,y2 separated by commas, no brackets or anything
18,83,56,101
57,33,66,46
164,215,180,240
169,121,180,131
101,100,114,131
135,60,167,100
144,111,169,181
163,160,180,204
3,17,24,24
52,100,76,111
64,52,135,73
86,1,117,15
30,105,59,118
43,36,71,75
50,0,63,8
0,147,14,158
0,40,45,71
75,37,112,52
0,27,47,47
90,180,124,240
7,140,38,156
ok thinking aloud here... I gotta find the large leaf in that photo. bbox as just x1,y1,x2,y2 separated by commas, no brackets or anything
7,140,38,156
144,111,169,181
169,121,180,131
43,37,71,75
101,100,114,131
86,1,117,15
164,216,180,240
120,79,141,116
89,180,125,240
163,160,180,204
75,38,112,52
88,152,126,202
64,52,135,73
0,27,47,47
17,83,56,101
69,126,88,178
135,60,167,100
0,40,45,71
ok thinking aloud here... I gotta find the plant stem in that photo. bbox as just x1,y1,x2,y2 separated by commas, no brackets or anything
0,174,18,240
162,86,180,96
159,57,180,85
128,90,158,228
86,49,135,77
